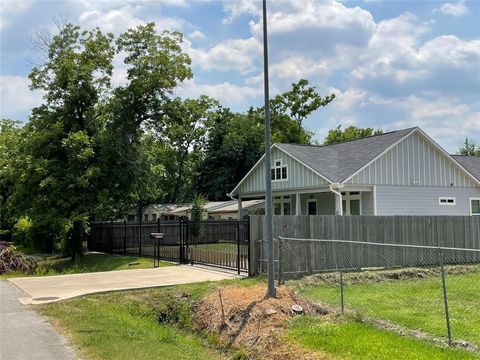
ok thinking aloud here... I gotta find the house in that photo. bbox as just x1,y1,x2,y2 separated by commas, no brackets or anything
229,127,480,217
126,204,186,222
208,199,265,219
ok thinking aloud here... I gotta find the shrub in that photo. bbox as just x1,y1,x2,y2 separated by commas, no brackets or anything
13,216,32,246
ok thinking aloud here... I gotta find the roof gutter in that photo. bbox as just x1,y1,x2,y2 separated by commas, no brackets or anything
329,183,345,215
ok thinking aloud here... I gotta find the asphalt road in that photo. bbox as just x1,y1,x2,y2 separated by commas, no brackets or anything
0,280,77,360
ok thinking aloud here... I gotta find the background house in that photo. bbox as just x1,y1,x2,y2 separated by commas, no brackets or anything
230,127,480,216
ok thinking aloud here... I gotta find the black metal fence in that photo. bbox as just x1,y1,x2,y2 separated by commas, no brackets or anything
88,219,250,274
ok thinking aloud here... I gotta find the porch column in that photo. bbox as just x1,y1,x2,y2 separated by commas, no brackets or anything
237,197,243,220
295,193,301,215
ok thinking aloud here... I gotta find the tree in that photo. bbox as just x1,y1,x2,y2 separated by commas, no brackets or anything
16,24,115,252
195,79,334,200
98,23,193,216
458,138,480,157
323,125,384,145
0,120,24,236
153,96,218,203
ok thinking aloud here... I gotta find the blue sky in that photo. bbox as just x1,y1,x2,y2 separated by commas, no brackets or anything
0,0,479,152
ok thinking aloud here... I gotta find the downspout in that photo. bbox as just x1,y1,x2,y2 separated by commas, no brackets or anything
329,183,344,215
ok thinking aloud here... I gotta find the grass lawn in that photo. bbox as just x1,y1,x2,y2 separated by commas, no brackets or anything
287,317,479,360
37,276,479,360
1,252,172,279
38,278,260,360
297,268,480,346
194,243,241,252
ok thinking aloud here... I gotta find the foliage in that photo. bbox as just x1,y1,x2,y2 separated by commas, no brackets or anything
195,79,331,200
458,138,480,157
0,119,24,232
190,194,207,238
323,125,384,145
13,216,32,246
0,245,38,275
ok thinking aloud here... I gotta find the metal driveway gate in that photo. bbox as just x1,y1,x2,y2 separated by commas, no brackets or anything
89,219,250,274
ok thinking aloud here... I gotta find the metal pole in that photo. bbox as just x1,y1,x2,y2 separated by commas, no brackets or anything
263,0,275,298
237,221,241,275
439,249,452,345
340,271,345,314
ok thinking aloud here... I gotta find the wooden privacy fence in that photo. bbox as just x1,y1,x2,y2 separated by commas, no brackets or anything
88,219,250,273
249,215,480,276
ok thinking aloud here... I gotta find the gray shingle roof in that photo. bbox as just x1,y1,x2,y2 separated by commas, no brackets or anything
451,155,480,181
276,127,416,183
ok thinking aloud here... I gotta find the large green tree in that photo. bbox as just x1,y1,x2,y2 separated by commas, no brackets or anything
323,125,384,145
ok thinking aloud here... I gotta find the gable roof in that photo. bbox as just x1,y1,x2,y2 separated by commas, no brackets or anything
451,155,480,181
276,127,416,183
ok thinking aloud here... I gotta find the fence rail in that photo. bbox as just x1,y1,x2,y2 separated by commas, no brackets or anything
88,219,250,273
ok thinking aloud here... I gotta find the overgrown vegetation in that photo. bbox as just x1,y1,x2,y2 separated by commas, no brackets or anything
0,252,166,279
0,245,38,275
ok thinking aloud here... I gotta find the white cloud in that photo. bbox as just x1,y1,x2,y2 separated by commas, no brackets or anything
188,30,205,39
78,3,185,34
0,0,30,29
178,79,261,108
0,75,43,120
436,0,469,17
188,37,262,74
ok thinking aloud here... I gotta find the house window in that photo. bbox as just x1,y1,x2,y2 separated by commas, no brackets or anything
144,214,149,221
271,160,287,181
152,213,157,221
274,196,291,215
471,198,480,215
439,197,456,206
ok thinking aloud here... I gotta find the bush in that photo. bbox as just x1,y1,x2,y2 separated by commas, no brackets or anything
61,220,85,259
29,215,68,253
13,216,32,246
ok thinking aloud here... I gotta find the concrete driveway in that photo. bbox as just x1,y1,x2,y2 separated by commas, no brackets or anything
9,265,238,305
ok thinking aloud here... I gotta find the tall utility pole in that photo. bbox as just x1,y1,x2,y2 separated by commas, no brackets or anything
262,0,276,298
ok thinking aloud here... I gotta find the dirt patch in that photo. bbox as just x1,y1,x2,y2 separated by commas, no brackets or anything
194,285,333,359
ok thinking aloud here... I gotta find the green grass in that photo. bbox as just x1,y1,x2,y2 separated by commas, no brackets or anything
297,268,480,346
38,278,260,360
287,317,479,360
194,243,240,252
1,252,172,279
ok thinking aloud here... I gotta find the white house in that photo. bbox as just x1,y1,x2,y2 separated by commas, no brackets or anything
229,127,480,217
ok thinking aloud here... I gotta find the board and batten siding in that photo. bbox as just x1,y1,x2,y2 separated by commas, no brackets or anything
346,131,478,188
235,147,329,195
375,185,480,215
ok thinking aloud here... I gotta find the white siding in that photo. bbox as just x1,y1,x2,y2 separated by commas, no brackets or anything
236,147,329,195
376,185,480,215
347,132,477,188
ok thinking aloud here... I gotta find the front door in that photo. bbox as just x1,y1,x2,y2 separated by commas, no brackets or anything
308,200,317,215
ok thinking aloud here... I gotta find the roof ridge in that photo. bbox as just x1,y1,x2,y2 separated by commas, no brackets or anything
277,127,417,148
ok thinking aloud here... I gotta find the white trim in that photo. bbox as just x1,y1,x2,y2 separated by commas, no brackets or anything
341,192,362,215
271,158,288,182
341,128,417,184
307,199,318,215
373,185,377,215
438,197,456,206
230,144,333,196
470,197,480,216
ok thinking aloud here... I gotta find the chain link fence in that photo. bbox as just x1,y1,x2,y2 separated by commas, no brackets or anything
259,237,480,351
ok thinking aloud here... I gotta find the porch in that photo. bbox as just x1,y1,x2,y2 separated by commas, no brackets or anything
238,185,375,217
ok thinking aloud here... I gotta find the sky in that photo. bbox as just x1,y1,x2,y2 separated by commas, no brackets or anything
0,0,479,152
